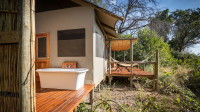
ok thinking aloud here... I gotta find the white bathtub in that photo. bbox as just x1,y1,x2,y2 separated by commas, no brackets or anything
36,68,88,90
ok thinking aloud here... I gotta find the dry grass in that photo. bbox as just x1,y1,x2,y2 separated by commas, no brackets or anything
81,66,193,112
88,82,179,112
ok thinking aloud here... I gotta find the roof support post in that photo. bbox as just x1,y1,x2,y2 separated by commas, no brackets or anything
124,51,126,61
109,40,112,85
30,0,36,111
19,0,31,111
130,39,133,87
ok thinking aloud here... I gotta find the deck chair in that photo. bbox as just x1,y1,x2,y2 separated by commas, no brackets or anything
111,58,139,71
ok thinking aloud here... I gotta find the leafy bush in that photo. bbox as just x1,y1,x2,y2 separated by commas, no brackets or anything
173,87,200,111
133,27,175,66
171,51,200,97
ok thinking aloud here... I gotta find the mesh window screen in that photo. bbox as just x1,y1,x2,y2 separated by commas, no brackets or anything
96,32,105,58
58,28,85,57
38,37,47,58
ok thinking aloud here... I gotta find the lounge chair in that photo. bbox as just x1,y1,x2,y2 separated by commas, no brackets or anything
111,58,139,71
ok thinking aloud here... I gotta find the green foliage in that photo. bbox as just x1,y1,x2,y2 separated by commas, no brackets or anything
171,51,200,96
77,101,92,112
133,27,175,66
169,8,200,52
173,87,200,111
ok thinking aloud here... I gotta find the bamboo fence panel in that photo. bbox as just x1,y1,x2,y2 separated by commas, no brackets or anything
0,44,19,112
0,0,19,111
0,0,19,32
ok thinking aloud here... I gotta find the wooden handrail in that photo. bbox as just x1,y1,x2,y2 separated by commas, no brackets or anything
111,61,156,64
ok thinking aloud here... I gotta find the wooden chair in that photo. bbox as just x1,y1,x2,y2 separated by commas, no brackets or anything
62,62,77,68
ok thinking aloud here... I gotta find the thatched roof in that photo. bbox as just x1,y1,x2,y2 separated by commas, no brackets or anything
106,38,137,51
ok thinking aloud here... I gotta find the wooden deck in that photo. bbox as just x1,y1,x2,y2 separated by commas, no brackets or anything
106,67,154,79
36,84,95,112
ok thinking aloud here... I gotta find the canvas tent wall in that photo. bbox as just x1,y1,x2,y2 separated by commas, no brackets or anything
36,1,94,84
35,0,123,86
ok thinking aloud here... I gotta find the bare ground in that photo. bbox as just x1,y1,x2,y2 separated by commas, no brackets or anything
83,77,178,112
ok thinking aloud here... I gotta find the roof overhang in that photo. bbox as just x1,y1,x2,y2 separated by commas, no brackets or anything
80,0,124,39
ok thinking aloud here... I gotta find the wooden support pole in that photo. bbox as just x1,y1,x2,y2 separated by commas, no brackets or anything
155,49,159,90
113,51,115,59
89,89,94,105
153,50,159,91
98,83,101,92
19,0,31,111
153,62,156,90
109,40,112,85
130,39,133,87
142,63,145,70
30,0,36,111
124,51,126,61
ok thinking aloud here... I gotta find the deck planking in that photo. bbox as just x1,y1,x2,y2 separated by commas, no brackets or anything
36,84,94,112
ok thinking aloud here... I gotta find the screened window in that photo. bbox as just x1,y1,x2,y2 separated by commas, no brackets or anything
96,32,105,58
57,28,85,57
38,37,47,58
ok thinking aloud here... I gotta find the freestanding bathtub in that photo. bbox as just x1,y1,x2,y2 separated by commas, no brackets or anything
36,68,89,90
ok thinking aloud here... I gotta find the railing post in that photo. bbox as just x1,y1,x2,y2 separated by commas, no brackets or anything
130,39,133,87
153,49,159,91
113,51,115,59
109,40,112,85
124,51,126,61
142,63,145,70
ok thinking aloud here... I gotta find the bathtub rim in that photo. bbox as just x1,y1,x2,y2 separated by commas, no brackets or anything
36,68,89,73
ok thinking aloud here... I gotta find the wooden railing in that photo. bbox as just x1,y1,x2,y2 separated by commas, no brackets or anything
108,50,159,91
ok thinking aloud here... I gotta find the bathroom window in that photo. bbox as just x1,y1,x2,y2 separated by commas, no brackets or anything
38,37,47,58
57,28,85,57
96,32,105,58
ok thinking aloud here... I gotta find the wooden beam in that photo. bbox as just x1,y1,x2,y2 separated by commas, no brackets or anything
100,22,115,31
105,31,117,39
95,13,108,39
19,0,31,111
0,10,18,13
130,39,133,87
0,32,19,44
